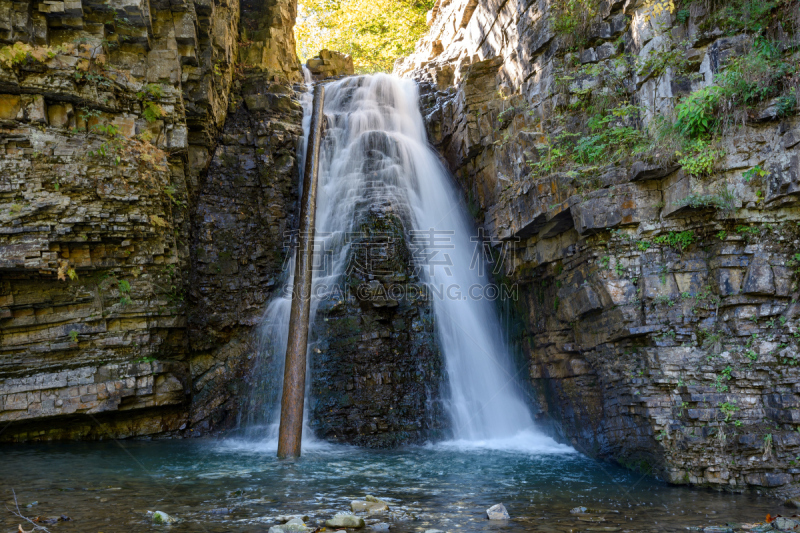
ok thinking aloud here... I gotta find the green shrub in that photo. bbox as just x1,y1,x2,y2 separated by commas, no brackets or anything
705,0,784,35
675,86,721,138
552,0,601,49
142,101,165,123
776,89,797,118
743,164,768,182
678,138,723,177
713,39,797,123
654,230,696,251
678,189,735,213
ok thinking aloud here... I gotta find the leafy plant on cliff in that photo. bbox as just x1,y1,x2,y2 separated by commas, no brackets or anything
702,0,795,35
137,84,166,123
675,86,721,138
654,230,695,251
713,38,798,123
676,188,736,213
88,123,124,165
677,138,724,177
0,42,61,68
528,104,649,181
57,260,78,281
552,0,602,50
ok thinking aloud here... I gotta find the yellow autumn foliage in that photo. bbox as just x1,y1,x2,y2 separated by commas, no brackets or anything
294,0,434,73
0,43,55,68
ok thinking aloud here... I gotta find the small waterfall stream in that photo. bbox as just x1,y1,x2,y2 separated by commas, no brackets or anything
247,73,559,448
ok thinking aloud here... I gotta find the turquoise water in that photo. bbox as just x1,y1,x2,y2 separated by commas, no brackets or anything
0,436,782,532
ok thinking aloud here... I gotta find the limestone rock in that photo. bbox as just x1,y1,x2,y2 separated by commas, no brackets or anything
269,518,310,533
351,499,389,514
326,514,366,528
306,49,354,80
486,503,510,520
771,517,800,531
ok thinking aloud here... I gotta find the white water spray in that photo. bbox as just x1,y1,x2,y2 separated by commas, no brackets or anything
249,74,562,448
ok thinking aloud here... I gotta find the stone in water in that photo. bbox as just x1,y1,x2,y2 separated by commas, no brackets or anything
326,514,366,528
486,503,510,520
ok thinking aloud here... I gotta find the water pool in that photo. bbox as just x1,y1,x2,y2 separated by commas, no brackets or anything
0,433,783,532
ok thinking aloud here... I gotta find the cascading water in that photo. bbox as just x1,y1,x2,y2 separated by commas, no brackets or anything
246,73,561,448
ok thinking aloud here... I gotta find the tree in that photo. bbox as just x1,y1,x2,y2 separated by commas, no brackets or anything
295,0,434,73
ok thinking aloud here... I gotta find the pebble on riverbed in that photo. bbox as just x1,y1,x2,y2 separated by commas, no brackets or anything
771,516,800,531
352,497,389,514
486,503,510,520
326,513,366,528
268,517,310,533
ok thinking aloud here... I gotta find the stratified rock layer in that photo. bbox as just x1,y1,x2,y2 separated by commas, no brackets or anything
401,0,800,498
0,0,302,440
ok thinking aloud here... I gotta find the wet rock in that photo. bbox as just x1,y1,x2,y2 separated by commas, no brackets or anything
352,497,389,514
772,517,800,531
326,514,366,528
387,510,417,521
787,498,800,508
370,523,391,531
150,511,179,524
570,507,588,514
486,503,510,520
269,518,310,533
309,208,445,448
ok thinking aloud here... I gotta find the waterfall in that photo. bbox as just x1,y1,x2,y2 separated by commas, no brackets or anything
247,74,552,446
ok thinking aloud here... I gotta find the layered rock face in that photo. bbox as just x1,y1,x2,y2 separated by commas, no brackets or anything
305,49,354,80
400,0,800,497
0,0,302,440
310,208,445,447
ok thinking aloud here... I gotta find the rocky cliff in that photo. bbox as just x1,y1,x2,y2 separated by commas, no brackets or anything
0,0,303,440
399,0,800,498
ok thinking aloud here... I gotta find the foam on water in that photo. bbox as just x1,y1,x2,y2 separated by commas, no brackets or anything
432,430,577,455
219,434,344,456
